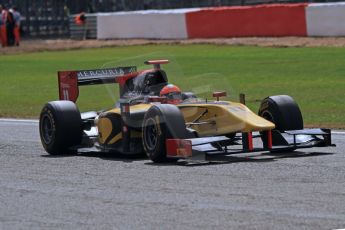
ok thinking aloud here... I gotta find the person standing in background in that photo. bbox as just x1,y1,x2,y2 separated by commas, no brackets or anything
0,5,2,46
0,5,8,47
11,6,21,46
6,8,15,46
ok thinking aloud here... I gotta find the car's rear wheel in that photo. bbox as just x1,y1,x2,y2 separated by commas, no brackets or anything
142,104,187,163
39,101,82,155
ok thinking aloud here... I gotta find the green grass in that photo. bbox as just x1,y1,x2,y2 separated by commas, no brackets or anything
0,44,344,128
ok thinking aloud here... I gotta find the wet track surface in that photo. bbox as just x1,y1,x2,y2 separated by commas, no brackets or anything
0,119,344,229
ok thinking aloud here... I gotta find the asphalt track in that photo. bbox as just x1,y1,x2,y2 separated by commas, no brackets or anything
0,119,344,230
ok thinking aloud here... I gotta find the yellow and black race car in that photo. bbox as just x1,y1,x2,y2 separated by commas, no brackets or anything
39,60,335,162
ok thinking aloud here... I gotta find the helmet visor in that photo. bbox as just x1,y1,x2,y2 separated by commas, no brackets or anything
165,92,182,100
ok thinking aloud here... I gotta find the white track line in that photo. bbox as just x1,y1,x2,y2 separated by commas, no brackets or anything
333,131,345,135
0,118,344,135
0,118,39,123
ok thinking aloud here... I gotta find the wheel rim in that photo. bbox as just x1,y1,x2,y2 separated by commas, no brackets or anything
262,111,281,131
41,114,54,144
262,111,274,123
144,118,158,151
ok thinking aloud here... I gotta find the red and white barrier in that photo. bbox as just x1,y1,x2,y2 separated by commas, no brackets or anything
306,2,345,36
97,9,199,39
96,3,345,39
185,4,307,38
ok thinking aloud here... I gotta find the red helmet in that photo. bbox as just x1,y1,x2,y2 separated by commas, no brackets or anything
160,84,182,104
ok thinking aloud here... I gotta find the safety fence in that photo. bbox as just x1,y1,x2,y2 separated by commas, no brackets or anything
1,0,344,38
73,2,345,39
65,0,345,12
0,0,68,38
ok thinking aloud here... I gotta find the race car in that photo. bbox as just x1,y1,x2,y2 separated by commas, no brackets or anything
39,60,335,162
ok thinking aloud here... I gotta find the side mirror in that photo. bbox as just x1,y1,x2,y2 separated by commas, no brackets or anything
144,60,169,70
212,91,227,101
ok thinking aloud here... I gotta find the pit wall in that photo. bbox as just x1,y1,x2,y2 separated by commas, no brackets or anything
95,2,345,39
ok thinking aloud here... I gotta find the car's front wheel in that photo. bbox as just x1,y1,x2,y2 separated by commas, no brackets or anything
142,104,187,163
258,95,303,132
258,95,303,152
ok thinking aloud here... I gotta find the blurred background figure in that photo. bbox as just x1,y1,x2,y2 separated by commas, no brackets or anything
0,4,8,47
75,12,86,26
74,12,87,39
11,6,21,46
6,7,15,46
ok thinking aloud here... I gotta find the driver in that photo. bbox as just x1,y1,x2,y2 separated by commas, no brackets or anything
160,84,182,104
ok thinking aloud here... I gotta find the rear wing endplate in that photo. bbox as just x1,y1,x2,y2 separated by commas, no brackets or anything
58,66,137,102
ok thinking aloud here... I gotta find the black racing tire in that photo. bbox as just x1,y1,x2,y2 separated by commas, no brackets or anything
258,95,303,132
39,101,82,155
142,104,188,163
225,132,237,140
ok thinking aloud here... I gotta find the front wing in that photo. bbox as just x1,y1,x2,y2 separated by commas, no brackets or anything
166,129,335,161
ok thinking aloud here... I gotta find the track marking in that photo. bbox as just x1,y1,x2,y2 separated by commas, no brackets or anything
332,131,345,135
0,118,345,135
0,118,39,123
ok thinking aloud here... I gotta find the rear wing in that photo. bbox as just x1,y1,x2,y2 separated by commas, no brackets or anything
58,66,137,102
